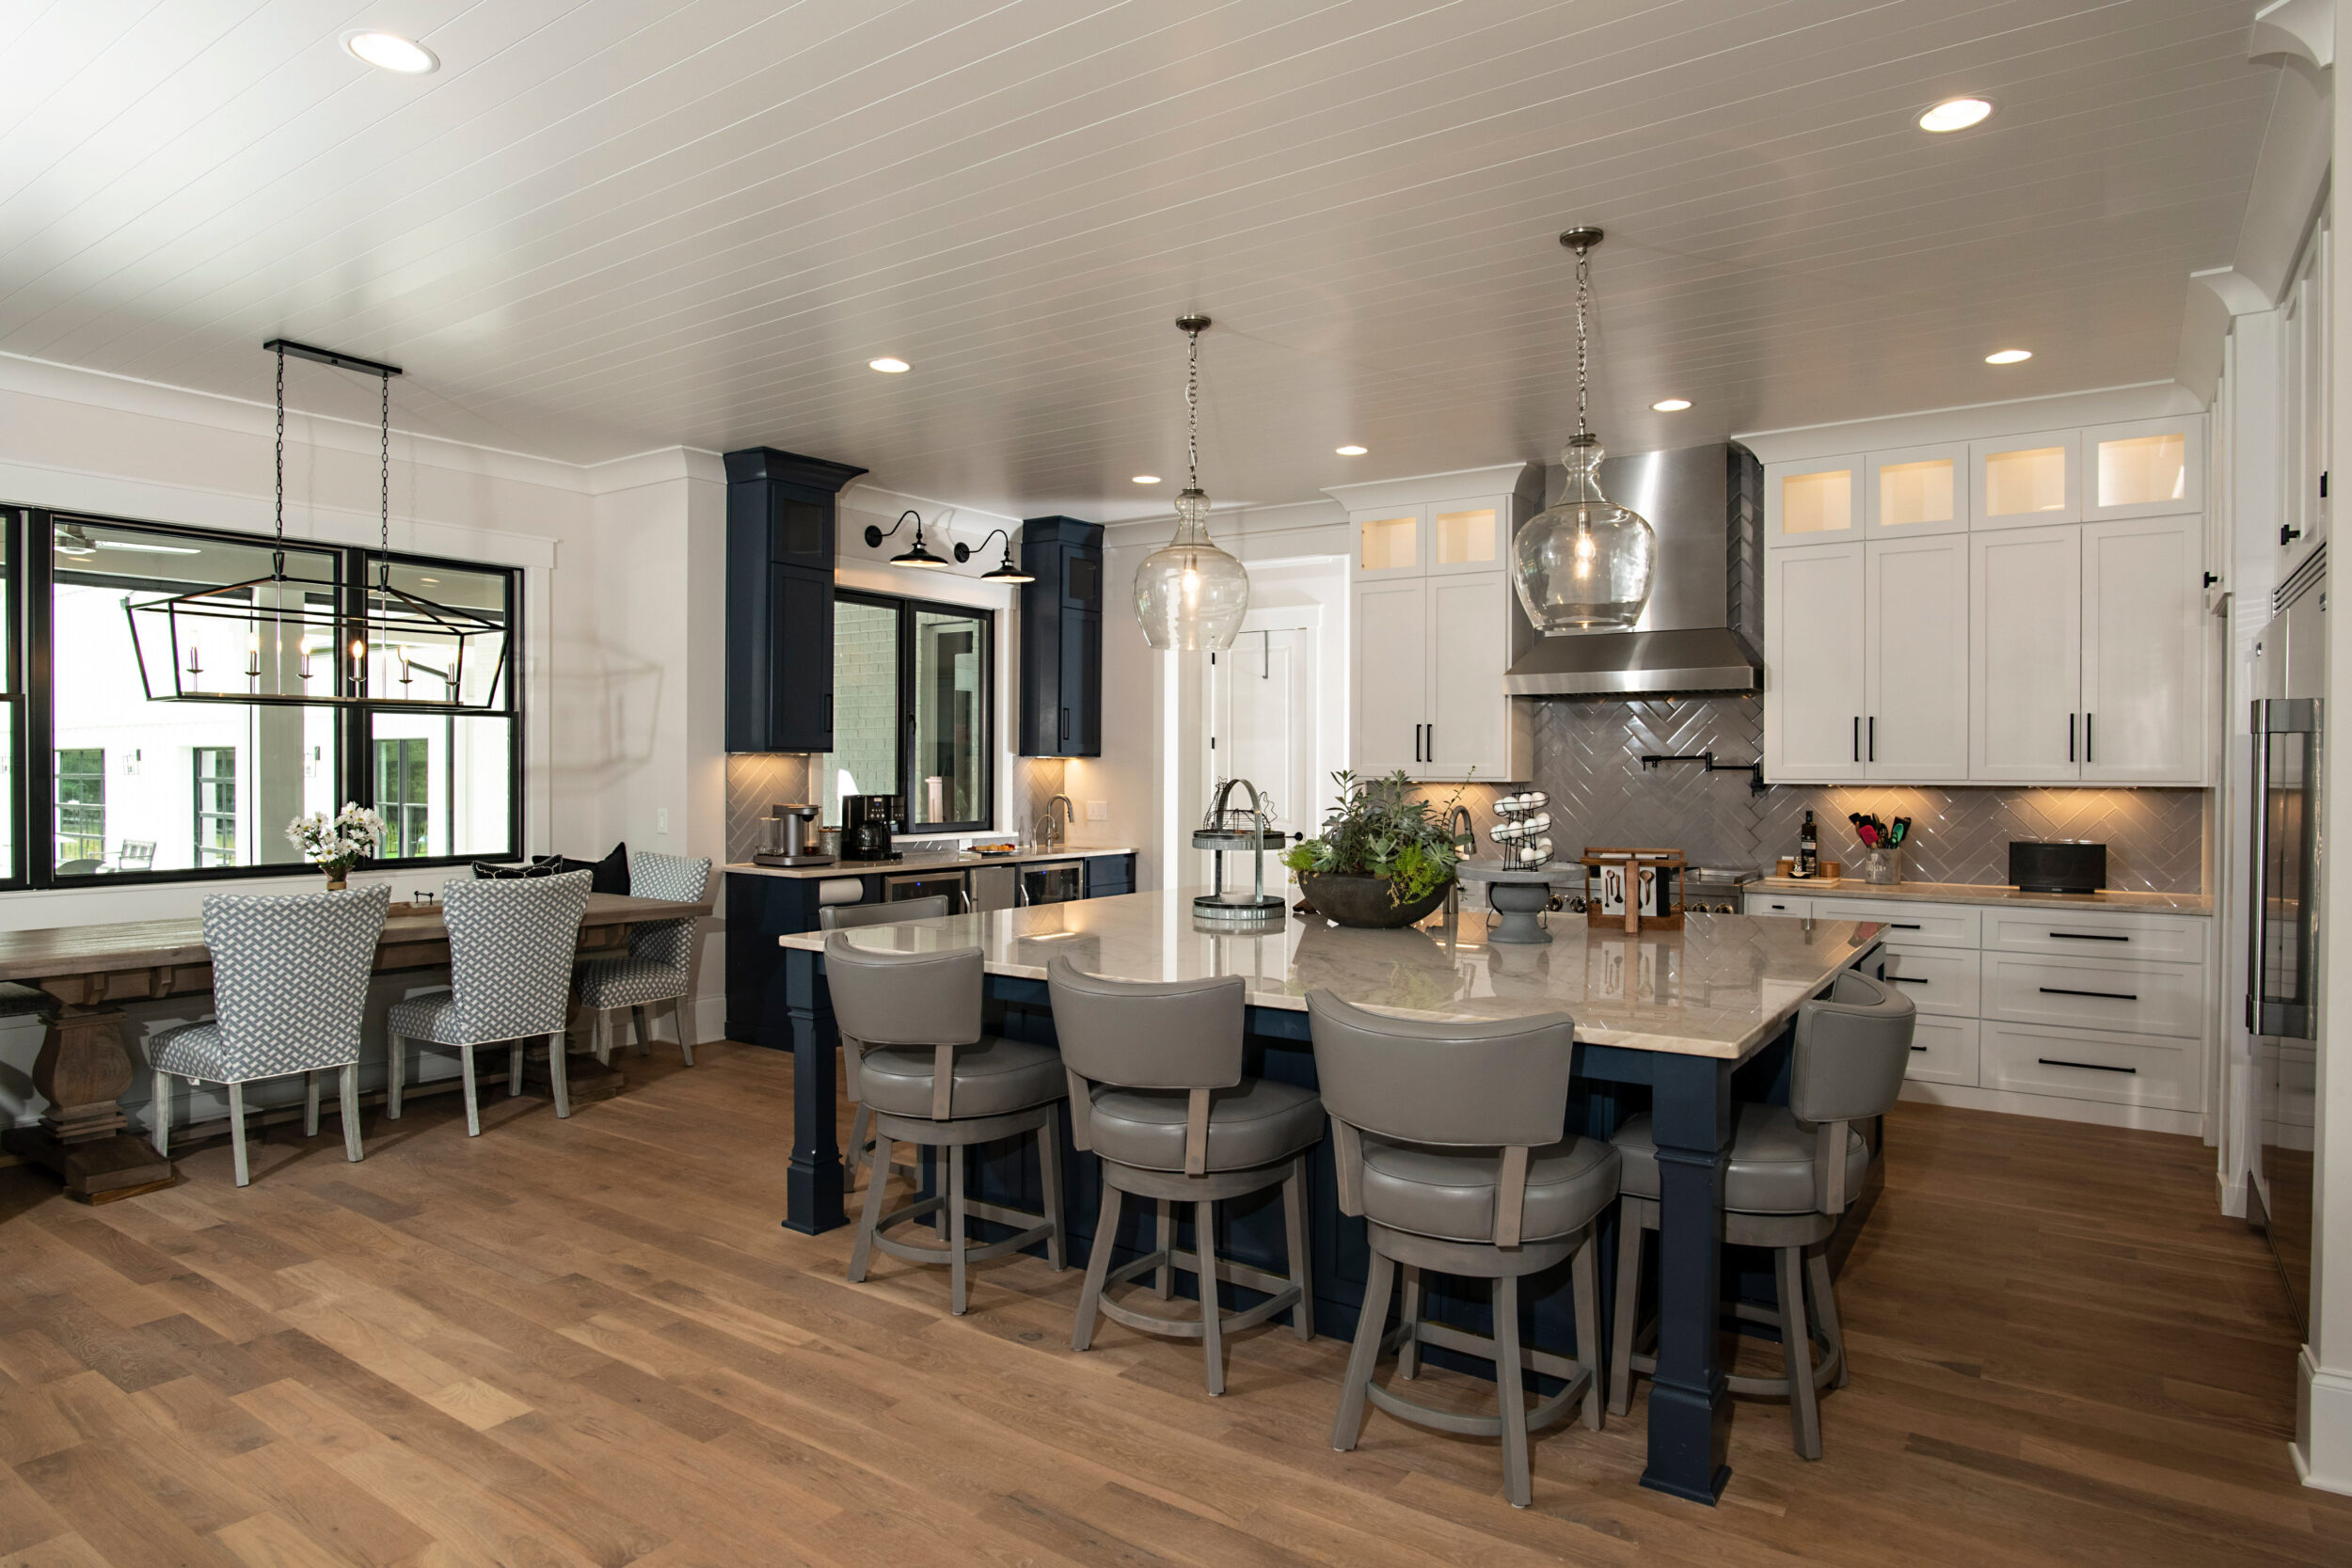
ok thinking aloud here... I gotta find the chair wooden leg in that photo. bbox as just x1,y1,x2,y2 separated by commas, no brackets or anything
1037,1123,1067,1272
947,1148,970,1316
507,1042,524,1097
1496,1274,1533,1508
1571,1226,1603,1431
848,1135,891,1283
631,1005,655,1058
1609,1201,1645,1417
1282,1158,1313,1341
846,1102,873,1191
548,1032,571,1118
592,1010,612,1067
1154,1199,1174,1297
1396,1265,1422,1379
1778,1243,1821,1461
1330,1251,1395,1451
1807,1245,1848,1390
227,1082,251,1187
1072,1178,1120,1351
459,1046,483,1136
303,1070,322,1138
671,994,694,1067
1196,1198,1225,1396
339,1064,364,1163
386,1033,405,1118
150,1069,169,1157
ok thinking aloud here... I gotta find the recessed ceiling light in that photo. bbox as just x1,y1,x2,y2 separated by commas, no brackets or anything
1132,474,1161,484
1651,398,1692,412
1918,97,1993,134
867,356,911,373
1336,444,1368,456
344,31,439,74
1984,348,2032,365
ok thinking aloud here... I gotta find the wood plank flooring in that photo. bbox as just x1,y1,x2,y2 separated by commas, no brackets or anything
1,1040,2344,1567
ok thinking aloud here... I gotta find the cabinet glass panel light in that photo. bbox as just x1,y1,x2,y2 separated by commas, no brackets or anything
1359,515,1417,571
1435,508,1497,564
1985,445,2069,515
1878,459,1953,528
2097,434,2186,508
1782,469,1853,533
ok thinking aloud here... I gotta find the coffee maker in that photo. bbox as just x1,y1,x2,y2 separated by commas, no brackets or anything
753,803,830,868
843,794,902,862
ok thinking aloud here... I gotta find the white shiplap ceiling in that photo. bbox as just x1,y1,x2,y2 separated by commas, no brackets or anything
0,0,2280,519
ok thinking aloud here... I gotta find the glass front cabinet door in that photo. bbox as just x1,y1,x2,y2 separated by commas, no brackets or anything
1970,431,2081,528
1355,510,1423,577
2082,416,2203,522
1865,444,1966,538
1765,456,1862,547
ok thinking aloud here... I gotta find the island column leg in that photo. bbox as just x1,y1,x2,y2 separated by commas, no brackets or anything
1641,1053,1734,1503
782,946,846,1234
4,1002,176,1203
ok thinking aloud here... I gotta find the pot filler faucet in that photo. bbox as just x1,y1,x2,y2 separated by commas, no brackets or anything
1040,793,1076,850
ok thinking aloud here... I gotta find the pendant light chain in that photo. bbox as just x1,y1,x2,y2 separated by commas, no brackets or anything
1185,322,1201,492
1573,240,1591,440
273,344,287,546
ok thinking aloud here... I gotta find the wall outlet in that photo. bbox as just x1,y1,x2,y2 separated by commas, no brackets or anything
1087,800,1108,821
657,807,669,835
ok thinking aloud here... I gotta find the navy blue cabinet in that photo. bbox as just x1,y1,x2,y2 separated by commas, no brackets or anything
1019,516,1104,757
724,447,866,754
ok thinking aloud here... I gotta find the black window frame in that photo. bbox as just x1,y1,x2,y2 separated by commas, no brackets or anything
20,505,526,888
192,746,236,867
0,507,23,890
834,588,996,834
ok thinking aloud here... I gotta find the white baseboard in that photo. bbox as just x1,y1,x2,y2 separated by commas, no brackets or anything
2216,1167,2249,1219
1897,1080,2208,1138
2294,1349,2352,1495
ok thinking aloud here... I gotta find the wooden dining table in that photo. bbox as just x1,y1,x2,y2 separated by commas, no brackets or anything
0,891,709,1203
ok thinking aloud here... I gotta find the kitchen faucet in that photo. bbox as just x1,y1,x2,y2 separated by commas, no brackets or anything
1040,793,1076,850
1446,802,1477,924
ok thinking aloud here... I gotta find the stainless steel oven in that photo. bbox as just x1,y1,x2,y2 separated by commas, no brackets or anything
1017,860,1084,906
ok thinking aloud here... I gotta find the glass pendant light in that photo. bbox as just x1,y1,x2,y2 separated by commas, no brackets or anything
1134,315,1248,651
1511,228,1657,634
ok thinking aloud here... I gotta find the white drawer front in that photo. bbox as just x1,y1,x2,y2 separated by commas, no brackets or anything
1746,894,1814,919
1870,943,1980,1017
1810,898,1981,949
1979,1021,2197,1109
1982,908,2207,962
1982,953,2202,1038
1905,1016,1980,1087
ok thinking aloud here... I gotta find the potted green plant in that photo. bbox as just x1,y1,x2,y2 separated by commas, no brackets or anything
1280,770,1471,928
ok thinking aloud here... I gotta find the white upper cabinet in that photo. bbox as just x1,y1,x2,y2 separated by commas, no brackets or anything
1970,431,2081,529
2083,417,2203,522
1865,444,1967,539
1763,542,1867,781
1764,455,1863,547
1428,503,1503,577
1864,534,1969,780
2080,516,2203,783
1355,510,1423,578
1424,576,1509,774
1970,526,2084,781
1352,578,1428,776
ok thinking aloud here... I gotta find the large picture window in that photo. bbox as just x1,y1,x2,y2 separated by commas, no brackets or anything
824,592,993,833
19,509,522,886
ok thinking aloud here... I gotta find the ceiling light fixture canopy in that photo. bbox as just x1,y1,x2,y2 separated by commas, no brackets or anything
955,528,1035,581
1511,229,1657,636
1134,317,1248,651
344,31,438,73
866,508,949,568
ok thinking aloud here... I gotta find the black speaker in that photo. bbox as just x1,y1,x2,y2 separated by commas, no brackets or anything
2009,840,2106,895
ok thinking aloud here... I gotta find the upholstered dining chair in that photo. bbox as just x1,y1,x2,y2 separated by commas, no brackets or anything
818,895,954,1192
575,850,712,1066
148,884,390,1187
386,871,593,1136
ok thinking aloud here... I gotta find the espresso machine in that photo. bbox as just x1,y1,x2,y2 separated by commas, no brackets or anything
843,794,902,862
752,803,830,868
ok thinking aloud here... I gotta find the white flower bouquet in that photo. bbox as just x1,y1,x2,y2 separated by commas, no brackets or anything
287,803,385,887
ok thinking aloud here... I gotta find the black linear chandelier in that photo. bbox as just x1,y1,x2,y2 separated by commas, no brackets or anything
122,340,512,714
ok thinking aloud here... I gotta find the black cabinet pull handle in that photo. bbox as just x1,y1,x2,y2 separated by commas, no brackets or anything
2038,985,2139,1002
1867,715,1875,762
2037,1056,2137,1075
1852,716,1860,762
1891,922,1922,929
2050,931,2128,942
2068,713,2075,762
1426,723,1434,758
1876,966,1930,986
2085,712,2093,765
824,693,833,730
1910,1044,1928,1053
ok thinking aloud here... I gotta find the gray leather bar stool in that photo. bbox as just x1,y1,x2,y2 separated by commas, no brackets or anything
1048,956,1322,1396
819,895,953,1193
1309,991,1618,1510
827,930,1067,1315
1607,969,1914,1459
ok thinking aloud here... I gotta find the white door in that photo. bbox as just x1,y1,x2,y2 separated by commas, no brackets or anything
1423,573,1504,778
1865,534,1968,780
1211,625,1317,834
2081,515,2202,784
1352,578,1426,777
1970,525,2081,781
1763,542,1867,781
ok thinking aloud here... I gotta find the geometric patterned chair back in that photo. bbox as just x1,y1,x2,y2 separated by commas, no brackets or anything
202,883,390,1078
442,871,592,1041
624,851,711,975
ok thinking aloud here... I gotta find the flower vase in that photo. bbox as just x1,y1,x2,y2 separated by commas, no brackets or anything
322,865,351,892
1860,845,1900,885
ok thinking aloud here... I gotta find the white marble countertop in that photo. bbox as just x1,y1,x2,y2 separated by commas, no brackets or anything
782,886,1884,1060
1748,876,2210,915
726,845,1138,879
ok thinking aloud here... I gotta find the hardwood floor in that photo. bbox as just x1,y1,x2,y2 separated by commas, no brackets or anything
0,1040,2343,1567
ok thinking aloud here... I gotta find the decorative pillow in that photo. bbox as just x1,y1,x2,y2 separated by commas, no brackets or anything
471,855,564,879
563,841,631,895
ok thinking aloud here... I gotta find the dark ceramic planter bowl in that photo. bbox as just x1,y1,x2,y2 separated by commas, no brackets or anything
1297,872,1453,929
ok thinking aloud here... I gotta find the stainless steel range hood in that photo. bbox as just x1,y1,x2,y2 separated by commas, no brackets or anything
1504,442,1762,697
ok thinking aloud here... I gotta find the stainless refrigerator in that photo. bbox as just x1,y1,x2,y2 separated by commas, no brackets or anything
2249,552,2324,1335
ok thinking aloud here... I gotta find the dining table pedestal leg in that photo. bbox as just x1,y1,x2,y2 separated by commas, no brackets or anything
3,1004,176,1203
783,946,846,1235
1641,1053,1734,1503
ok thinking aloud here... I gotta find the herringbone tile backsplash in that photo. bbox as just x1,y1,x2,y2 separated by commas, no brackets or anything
1421,695,2206,895
724,752,1068,863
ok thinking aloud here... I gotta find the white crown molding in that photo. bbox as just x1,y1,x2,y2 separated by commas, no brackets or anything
1322,461,1537,512
2251,0,2332,69
2192,265,2279,317
581,446,727,492
1733,381,2204,465
840,480,1021,531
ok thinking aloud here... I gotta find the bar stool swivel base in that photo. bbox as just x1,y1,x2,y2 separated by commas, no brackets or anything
850,1103,1066,1316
